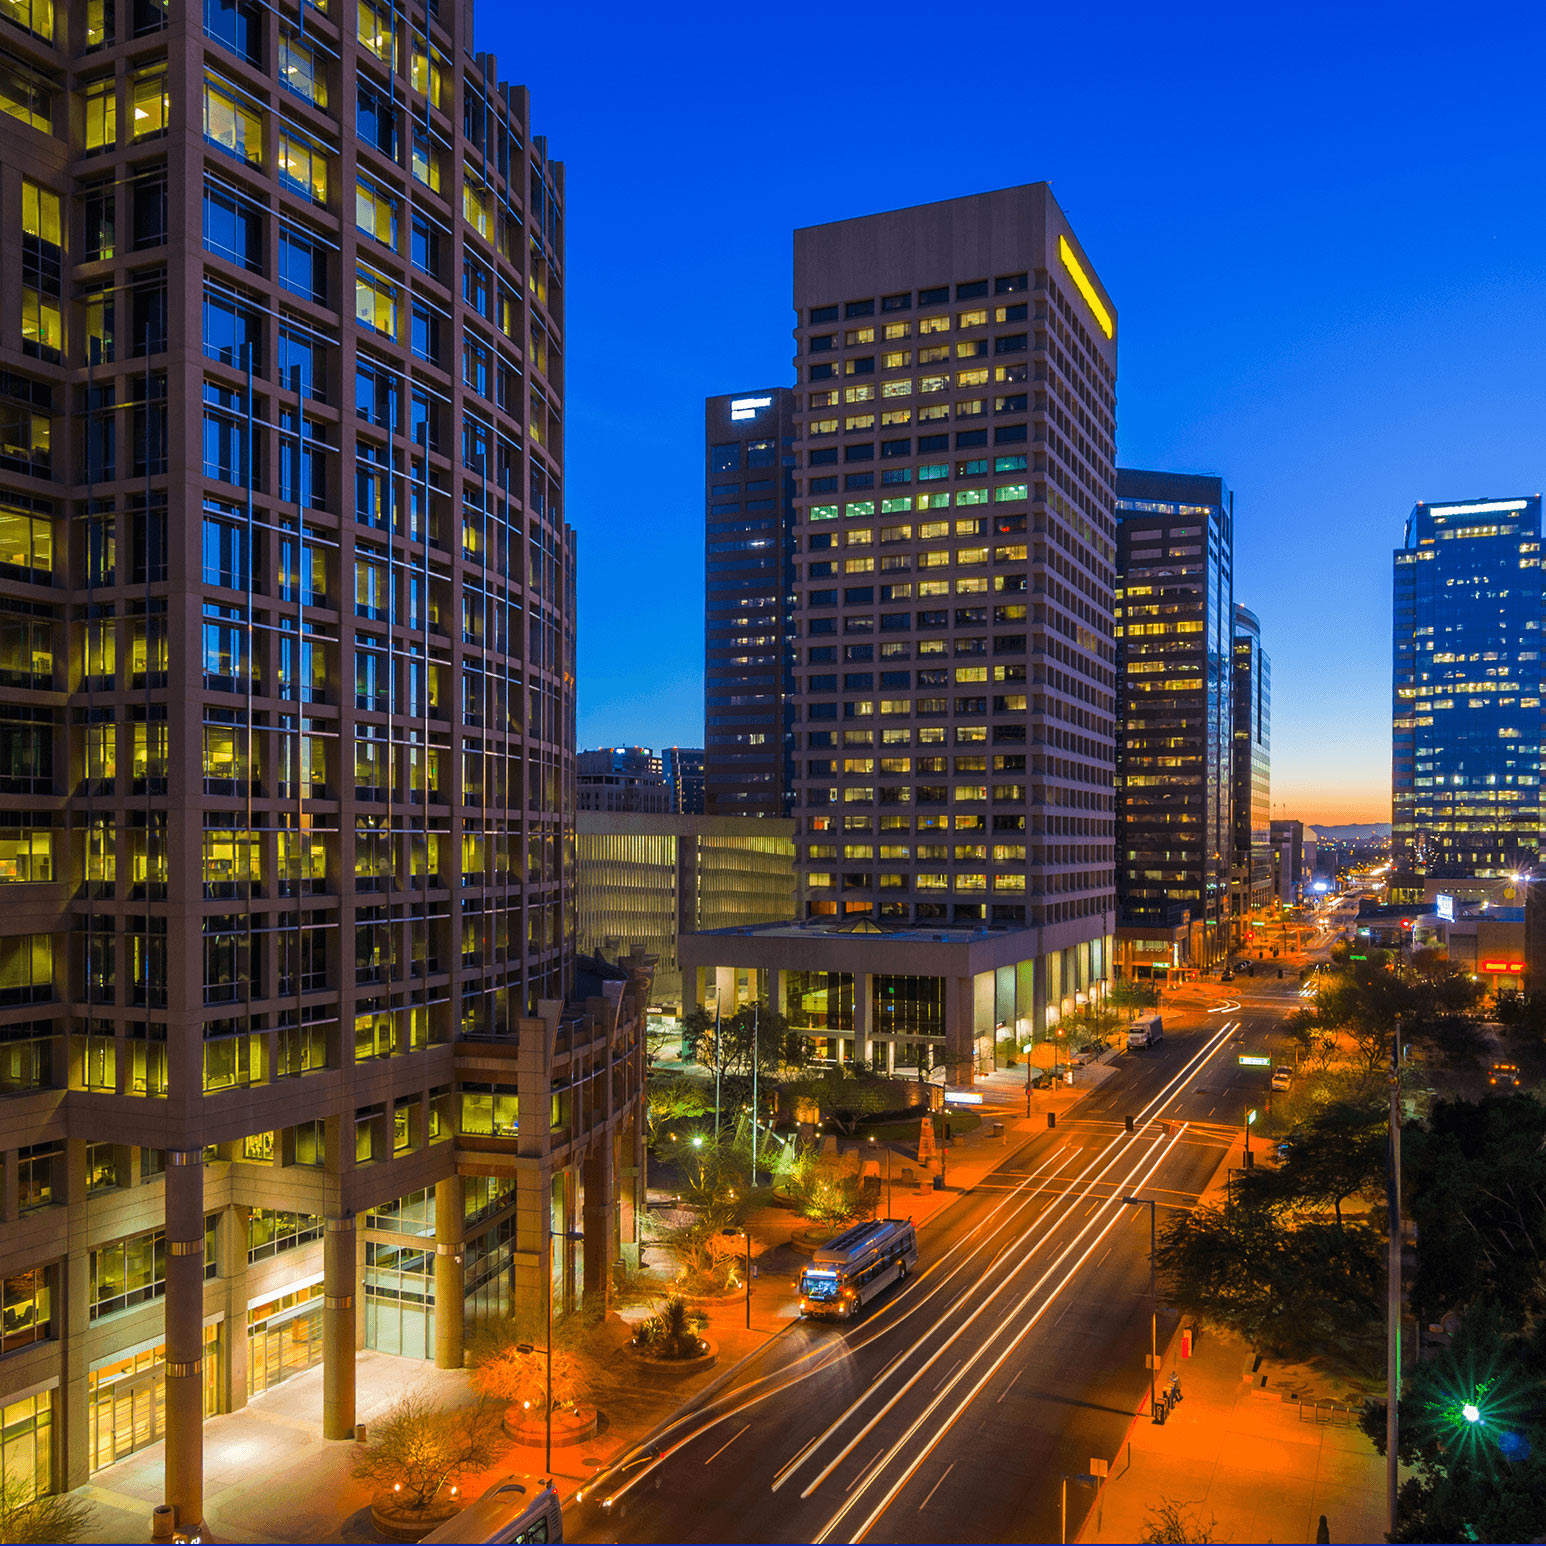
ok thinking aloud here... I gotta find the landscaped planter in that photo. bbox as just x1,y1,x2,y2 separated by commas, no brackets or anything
503,1402,599,1446
628,1337,718,1379
369,1492,460,1543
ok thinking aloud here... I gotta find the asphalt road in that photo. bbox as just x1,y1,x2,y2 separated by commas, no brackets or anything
571,983,1300,1545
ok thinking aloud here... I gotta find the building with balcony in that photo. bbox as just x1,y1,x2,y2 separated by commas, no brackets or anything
0,0,641,1531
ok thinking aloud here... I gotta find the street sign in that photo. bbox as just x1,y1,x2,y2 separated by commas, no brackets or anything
1238,1054,1272,1067
1090,1458,1109,1478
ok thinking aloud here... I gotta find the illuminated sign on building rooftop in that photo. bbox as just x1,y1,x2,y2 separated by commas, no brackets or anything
730,396,772,421
1058,235,1113,340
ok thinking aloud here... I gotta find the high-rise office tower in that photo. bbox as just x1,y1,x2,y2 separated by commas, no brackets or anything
1393,496,1544,877
703,388,796,817
1231,603,1271,916
576,744,669,811
1114,470,1234,972
0,0,643,1529
790,186,1117,972
662,744,705,814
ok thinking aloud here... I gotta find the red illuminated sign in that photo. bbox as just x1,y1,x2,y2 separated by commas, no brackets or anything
1480,960,1525,974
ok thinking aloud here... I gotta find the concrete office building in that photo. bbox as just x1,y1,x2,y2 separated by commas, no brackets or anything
1113,471,1234,977
1272,818,1309,904
0,0,643,1530
703,388,797,818
576,745,669,812
1231,604,1272,917
786,184,1118,1034
1393,496,1544,880
576,812,795,1010
662,745,704,814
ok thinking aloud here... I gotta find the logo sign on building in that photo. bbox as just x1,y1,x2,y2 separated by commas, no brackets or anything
1481,960,1525,974
944,1090,984,1106
730,396,772,421
1436,893,1455,921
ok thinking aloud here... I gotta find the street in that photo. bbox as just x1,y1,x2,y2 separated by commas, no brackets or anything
570,979,1303,1544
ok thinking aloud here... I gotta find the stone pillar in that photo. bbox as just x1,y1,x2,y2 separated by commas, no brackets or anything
581,1148,614,1303
164,1150,205,1533
1032,951,1049,1045
943,975,974,1085
434,1174,465,1369
853,972,872,1065
322,1214,357,1439
220,1206,249,1411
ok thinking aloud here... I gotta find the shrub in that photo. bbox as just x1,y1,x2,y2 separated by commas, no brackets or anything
0,1477,94,1545
351,1390,504,1514
632,1296,708,1360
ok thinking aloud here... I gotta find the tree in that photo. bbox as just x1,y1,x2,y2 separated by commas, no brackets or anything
1362,1303,1546,1543
682,1000,806,1109
1156,1201,1384,1373
1112,978,1161,1011
1139,1498,1218,1544
1404,1093,1546,1325
0,1477,94,1545
1259,1095,1387,1227
633,1296,709,1360
645,1076,711,1145
351,1390,505,1514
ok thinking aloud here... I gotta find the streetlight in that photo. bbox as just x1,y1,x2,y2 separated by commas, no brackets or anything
1244,1106,1258,1168
1121,1195,1158,1420
721,1226,752,1329
519,1225,586,1475
868,1134,892,1217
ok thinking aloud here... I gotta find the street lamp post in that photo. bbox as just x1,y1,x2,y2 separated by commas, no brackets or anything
1122,1195,1158,1419
520,1225,585,1477
722,1226,752,1329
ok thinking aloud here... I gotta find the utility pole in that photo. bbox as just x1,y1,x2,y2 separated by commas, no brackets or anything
1387,1015,1403,1536
712,1002,722,1144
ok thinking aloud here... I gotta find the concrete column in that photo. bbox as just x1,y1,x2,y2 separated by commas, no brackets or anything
1032,951,1049,1043
164,1150,205,1533
853,972,872,1065
943,975,973,1085
434,1174,465,1369
61,1247,90,1491
322,1214,357,1439
219,1206,249,1412
581,1148,614,1304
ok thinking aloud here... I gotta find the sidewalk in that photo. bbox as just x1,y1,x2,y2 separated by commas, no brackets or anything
1076,1327,1384,1546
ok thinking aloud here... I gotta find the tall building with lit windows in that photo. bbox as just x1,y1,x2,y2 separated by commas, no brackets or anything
703,387,797,817
787,184,1118,1047
0,0,642,1531
1231,603,1272,916
1392,495,1543,878
1113,469,1234,977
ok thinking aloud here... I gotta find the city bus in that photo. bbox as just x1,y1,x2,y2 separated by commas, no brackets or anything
797,1218,918,1319
421,1477,562,1543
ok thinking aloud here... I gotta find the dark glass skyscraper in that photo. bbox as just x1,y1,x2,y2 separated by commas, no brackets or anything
703,389,796,817
1393,496,1544,878
1232,604,1271,915
1115,470,1234,969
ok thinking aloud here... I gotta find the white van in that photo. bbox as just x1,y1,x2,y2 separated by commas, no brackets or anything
1127,1014,1163,1050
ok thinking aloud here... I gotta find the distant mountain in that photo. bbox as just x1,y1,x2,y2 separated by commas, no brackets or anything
1307,823,1391,841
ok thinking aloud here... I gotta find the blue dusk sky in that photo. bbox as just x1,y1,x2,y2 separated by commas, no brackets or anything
478,0,1546,826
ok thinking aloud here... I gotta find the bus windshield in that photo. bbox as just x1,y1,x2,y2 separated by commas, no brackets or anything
799,1267,841,1301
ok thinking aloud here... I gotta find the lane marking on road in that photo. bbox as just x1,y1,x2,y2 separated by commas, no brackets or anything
826,1124,1193,1544
917,1463,954,1512
995,1369,1023,1404
845,1448,888,1495
931,1358,961,1392
800,1117,1201,1506
702,1424,750,1466
642,1020,1243,1509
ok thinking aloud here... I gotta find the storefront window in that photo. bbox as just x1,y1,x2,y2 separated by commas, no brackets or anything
247,1283,323,1397
363,1242,433,1359
0,1392,51,1501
